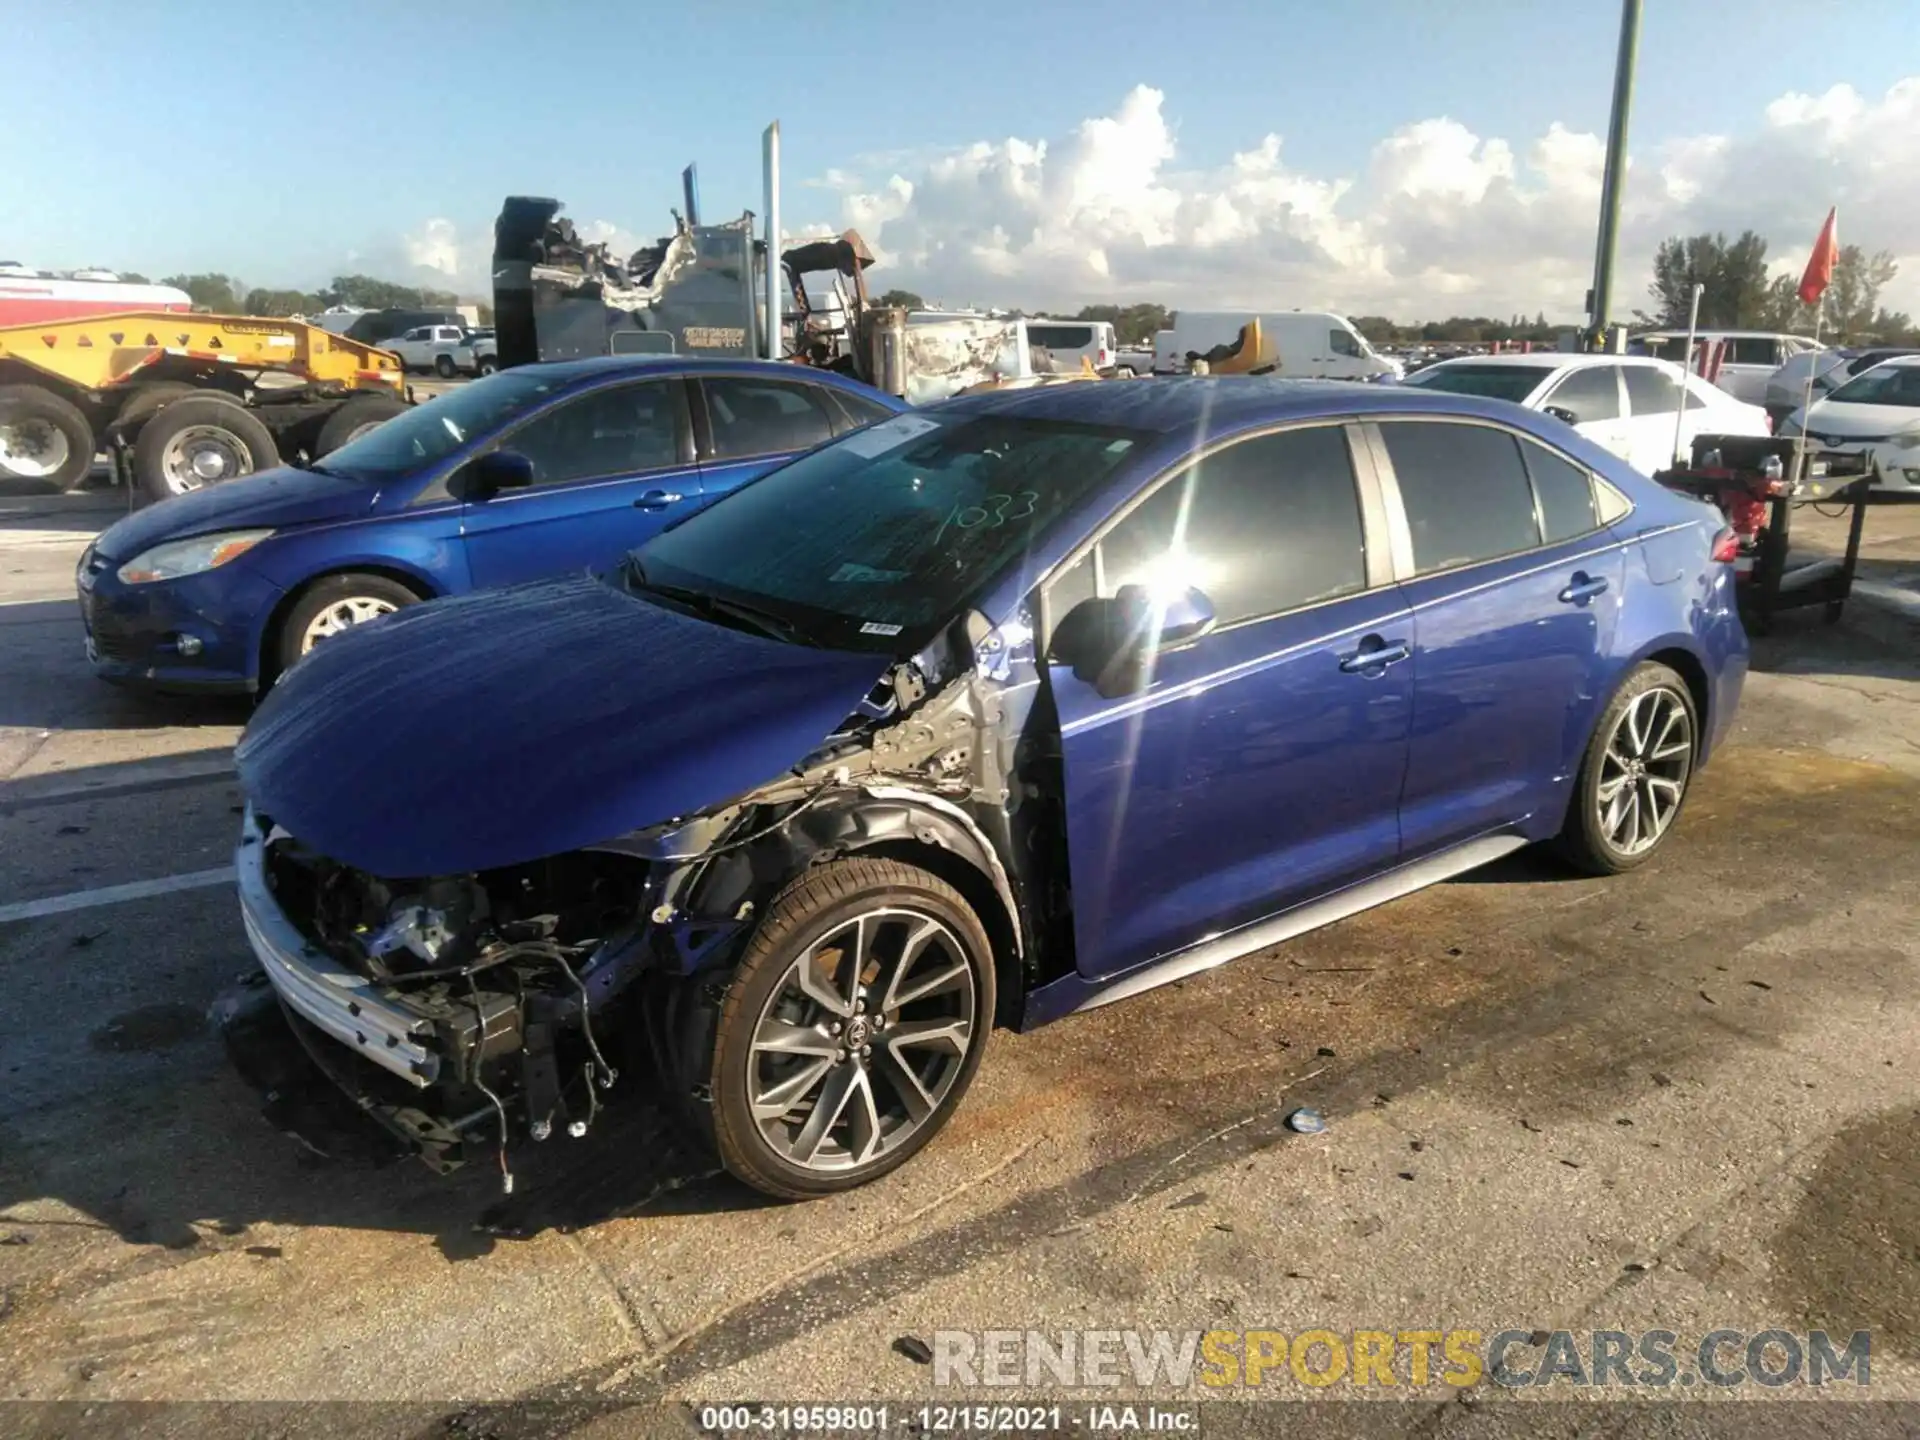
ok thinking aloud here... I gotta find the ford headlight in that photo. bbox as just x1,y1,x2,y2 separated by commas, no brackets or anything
117,529,274,585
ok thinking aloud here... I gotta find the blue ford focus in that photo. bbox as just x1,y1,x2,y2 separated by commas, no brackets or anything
225,378,1745,1199
74,357,905,693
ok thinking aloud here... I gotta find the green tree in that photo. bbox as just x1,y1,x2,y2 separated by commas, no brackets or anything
319,274,460,310
118,272,150,284
1644,231,1772,328
244,288,320,317
161,272,245,312
1351,315,1399,345
877,288,924,310
1072,303,1171,345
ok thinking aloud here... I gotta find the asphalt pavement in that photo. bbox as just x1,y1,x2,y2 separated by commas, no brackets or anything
3,485,1919,1431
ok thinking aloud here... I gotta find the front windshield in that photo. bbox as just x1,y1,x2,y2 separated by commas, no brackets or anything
1825,363,1920,408
318,369,578,479
633,410,1145,651
1401,363,1544,404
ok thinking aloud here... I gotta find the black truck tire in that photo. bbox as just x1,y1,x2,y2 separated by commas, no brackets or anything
314,396,408,457
111,381,207,438
133,395,279,504
0,384,96,494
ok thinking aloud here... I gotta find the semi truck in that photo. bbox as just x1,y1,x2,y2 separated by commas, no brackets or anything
492,194,1083,403
0,311,408,500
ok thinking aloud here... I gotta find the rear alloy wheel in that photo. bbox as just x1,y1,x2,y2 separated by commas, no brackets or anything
1555,662,1697,874
275,572,420,673
706,858,995,1198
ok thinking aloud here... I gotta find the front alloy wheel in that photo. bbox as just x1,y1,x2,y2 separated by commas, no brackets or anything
707,858,995,1198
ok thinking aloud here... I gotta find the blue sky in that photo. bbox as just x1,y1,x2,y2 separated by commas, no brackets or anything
5,0,1915,315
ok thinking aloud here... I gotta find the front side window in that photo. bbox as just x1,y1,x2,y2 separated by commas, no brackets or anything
1621,365,1684,416
1380,420,1540,574
1543,366,1622,424
1050,425,1367,629
320,368,591,480
634,412,1145,650
500,380,680,486
703,377,836,459
1328,328,1362,357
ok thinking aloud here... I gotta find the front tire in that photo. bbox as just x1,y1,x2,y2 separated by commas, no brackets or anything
1554,662,1698,874
274,572,419,674
705,858,996,1199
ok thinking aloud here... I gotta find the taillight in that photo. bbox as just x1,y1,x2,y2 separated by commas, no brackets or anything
1710,527,1739,563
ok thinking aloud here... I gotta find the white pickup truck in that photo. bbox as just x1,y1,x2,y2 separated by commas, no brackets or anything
384,324,476,377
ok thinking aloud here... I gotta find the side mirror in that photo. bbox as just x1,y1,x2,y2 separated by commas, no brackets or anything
463,449,534,499
1049,584,1216,697
1544,405,1580,427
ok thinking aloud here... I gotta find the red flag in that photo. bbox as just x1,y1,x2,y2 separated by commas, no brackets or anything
1797,207,1838,306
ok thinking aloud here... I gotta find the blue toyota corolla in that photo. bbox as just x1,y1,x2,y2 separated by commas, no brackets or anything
74,357,905,692
223,378,1746,1199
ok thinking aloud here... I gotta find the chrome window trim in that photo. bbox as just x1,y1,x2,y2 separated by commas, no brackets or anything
1361,414,1639,585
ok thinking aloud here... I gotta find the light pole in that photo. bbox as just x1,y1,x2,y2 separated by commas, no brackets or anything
1585,0,1643,352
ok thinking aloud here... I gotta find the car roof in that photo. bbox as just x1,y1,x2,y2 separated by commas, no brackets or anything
510,354,887,393
939,375,1558,433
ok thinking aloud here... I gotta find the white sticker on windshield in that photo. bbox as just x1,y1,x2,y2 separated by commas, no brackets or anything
860,621,904,636
838,413,942,459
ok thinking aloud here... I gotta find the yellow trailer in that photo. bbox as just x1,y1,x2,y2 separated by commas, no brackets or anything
0,310,410,500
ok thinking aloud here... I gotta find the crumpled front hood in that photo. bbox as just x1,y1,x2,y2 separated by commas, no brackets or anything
236,575,891,877
94,465,379,561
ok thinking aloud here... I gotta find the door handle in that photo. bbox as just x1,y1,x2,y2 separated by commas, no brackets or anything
1338,637,1411,673
1558,573,1610,605
633,489,683,510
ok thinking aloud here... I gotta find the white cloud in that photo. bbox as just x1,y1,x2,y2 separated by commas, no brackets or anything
800,78,1920,319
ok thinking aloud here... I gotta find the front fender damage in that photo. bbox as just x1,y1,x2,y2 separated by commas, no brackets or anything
226,610,1064,1184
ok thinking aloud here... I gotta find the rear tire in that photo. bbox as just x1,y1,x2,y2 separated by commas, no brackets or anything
1553,662,1698,875
133,396,278,503
0,384,95,494
702,857,995,1199
433,354,457,379
274,572,420,674
111,381,207,438
314,396,407,457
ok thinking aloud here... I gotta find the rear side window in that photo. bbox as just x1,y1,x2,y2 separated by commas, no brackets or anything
1544,366,1621,424
1054,425,1366,627
826,388,897,429
1621,365,1684,416
1029,324,1093,351
1519,438,1599,541
1728,337,1780,366
703,377,836,459
1380,421,1539,574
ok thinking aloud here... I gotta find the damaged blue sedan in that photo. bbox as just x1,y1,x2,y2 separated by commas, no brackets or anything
227,378,1746,1199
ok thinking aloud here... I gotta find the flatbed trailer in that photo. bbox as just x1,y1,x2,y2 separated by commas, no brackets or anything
0,310,409,501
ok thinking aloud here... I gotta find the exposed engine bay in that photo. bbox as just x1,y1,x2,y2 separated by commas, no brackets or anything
229,613,1065,1190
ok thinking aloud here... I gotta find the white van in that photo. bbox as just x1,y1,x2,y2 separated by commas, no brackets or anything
1024,319,1119,375
1152,311,1400,381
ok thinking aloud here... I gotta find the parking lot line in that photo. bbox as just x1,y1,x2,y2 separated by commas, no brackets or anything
0,865,235,923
